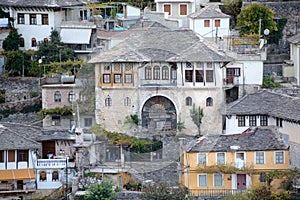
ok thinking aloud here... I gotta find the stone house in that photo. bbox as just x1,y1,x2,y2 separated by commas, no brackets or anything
224,90,300,169
89,23,232,137
0,0,98,60
181,128,290,197
0,124,40,198
188,5,230,39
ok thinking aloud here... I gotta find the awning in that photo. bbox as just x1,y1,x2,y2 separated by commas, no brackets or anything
60,28,92,44
0,169,35,181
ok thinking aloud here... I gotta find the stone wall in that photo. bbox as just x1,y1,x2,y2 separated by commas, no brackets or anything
117,191,143,200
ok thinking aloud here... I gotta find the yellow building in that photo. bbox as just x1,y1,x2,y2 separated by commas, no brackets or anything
181,128,290,197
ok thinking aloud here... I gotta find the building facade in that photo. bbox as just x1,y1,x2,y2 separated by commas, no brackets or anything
181,128,290,197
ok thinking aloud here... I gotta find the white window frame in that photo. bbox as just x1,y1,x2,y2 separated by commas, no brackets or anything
198,174,208,187
197,153,207,166
213,173,223,187
216,152,226,165
255,151,265,164
275,151,284,164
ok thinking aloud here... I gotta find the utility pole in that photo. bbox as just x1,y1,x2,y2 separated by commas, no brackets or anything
258,19,262,39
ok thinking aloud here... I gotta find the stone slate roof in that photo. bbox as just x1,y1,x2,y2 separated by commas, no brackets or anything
225,90,300,123
187,128,288,153
0,124,41,150
90,26,232,63
188,5,230,19
0,122,75,150
0,0,97,8
288,33,300,44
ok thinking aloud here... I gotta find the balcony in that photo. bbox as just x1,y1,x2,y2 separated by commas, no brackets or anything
190,189,246,198
36,159,68,169
139,79,177,87
223,76,240,87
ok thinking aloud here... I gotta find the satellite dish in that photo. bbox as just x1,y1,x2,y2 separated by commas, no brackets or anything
264,29,270,36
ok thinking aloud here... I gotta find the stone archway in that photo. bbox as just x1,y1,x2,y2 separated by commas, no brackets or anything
142,96,177,131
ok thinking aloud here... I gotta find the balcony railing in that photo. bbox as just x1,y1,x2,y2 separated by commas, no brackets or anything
36,159,68,169
190,189,246,197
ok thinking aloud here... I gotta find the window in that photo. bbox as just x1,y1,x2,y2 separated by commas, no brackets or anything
276,118,283,127
260,115,268,126
185,70,193,82
17,150,28,162
105,97,112,106
198,174,207,187
114,74,122,83
249,115,257,126
275,151,284,164
80,10,88,20
54,91,61,102
198,153,207,166
164,4,171,15
68,91,75,102
186,97,192,106
18,13,25,24
104,63,111,71
196,70,204,82
153,66,160,80
214,174,223,187
206,97,213,107
42,14,49,25
260,172,266,183
180,4,187,15
0,151,4,162
125,74,132,83
52,116,61,126
52,171,59,181
216,152,225,165
40,171,47,181
103,74,111,83
30,14,37,25
234,68,240,76
124,97,131,107
145,66,152,80
32,38,37,47
20,38,25,47
237,116,245,127
215,19,220,27
206,70,214,82
204,20,210,27
8,150,15,162
255,151,265,164
84,118,93,127
171,66,177,80
162,66,169,80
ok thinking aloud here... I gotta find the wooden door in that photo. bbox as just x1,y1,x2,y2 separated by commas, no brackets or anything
237,174,246,190
42,141,55,159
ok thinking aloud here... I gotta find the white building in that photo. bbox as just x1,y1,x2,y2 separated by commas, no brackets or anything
287,34,300,86
188,5,230,39
224,89,300,169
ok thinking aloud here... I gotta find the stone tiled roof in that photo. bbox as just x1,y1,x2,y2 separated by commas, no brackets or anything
0,0,97,8
0,124,41,150
188,5,230,19
225,90,300,122
90,26,232,63
187,128,288,152
0,123,75,150
287,33,300,44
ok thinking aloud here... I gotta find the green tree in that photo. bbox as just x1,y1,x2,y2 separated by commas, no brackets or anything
36,29,76,64
3,28,22,51
190,104,204,136
4,50,23,76
237,3,277,36
85,178,117,200
142,182,191,200
223,0,242,25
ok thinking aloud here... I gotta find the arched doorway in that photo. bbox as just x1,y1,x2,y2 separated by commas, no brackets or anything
142,96,177,131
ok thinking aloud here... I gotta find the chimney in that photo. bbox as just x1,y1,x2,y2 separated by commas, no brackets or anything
123,3,127,19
